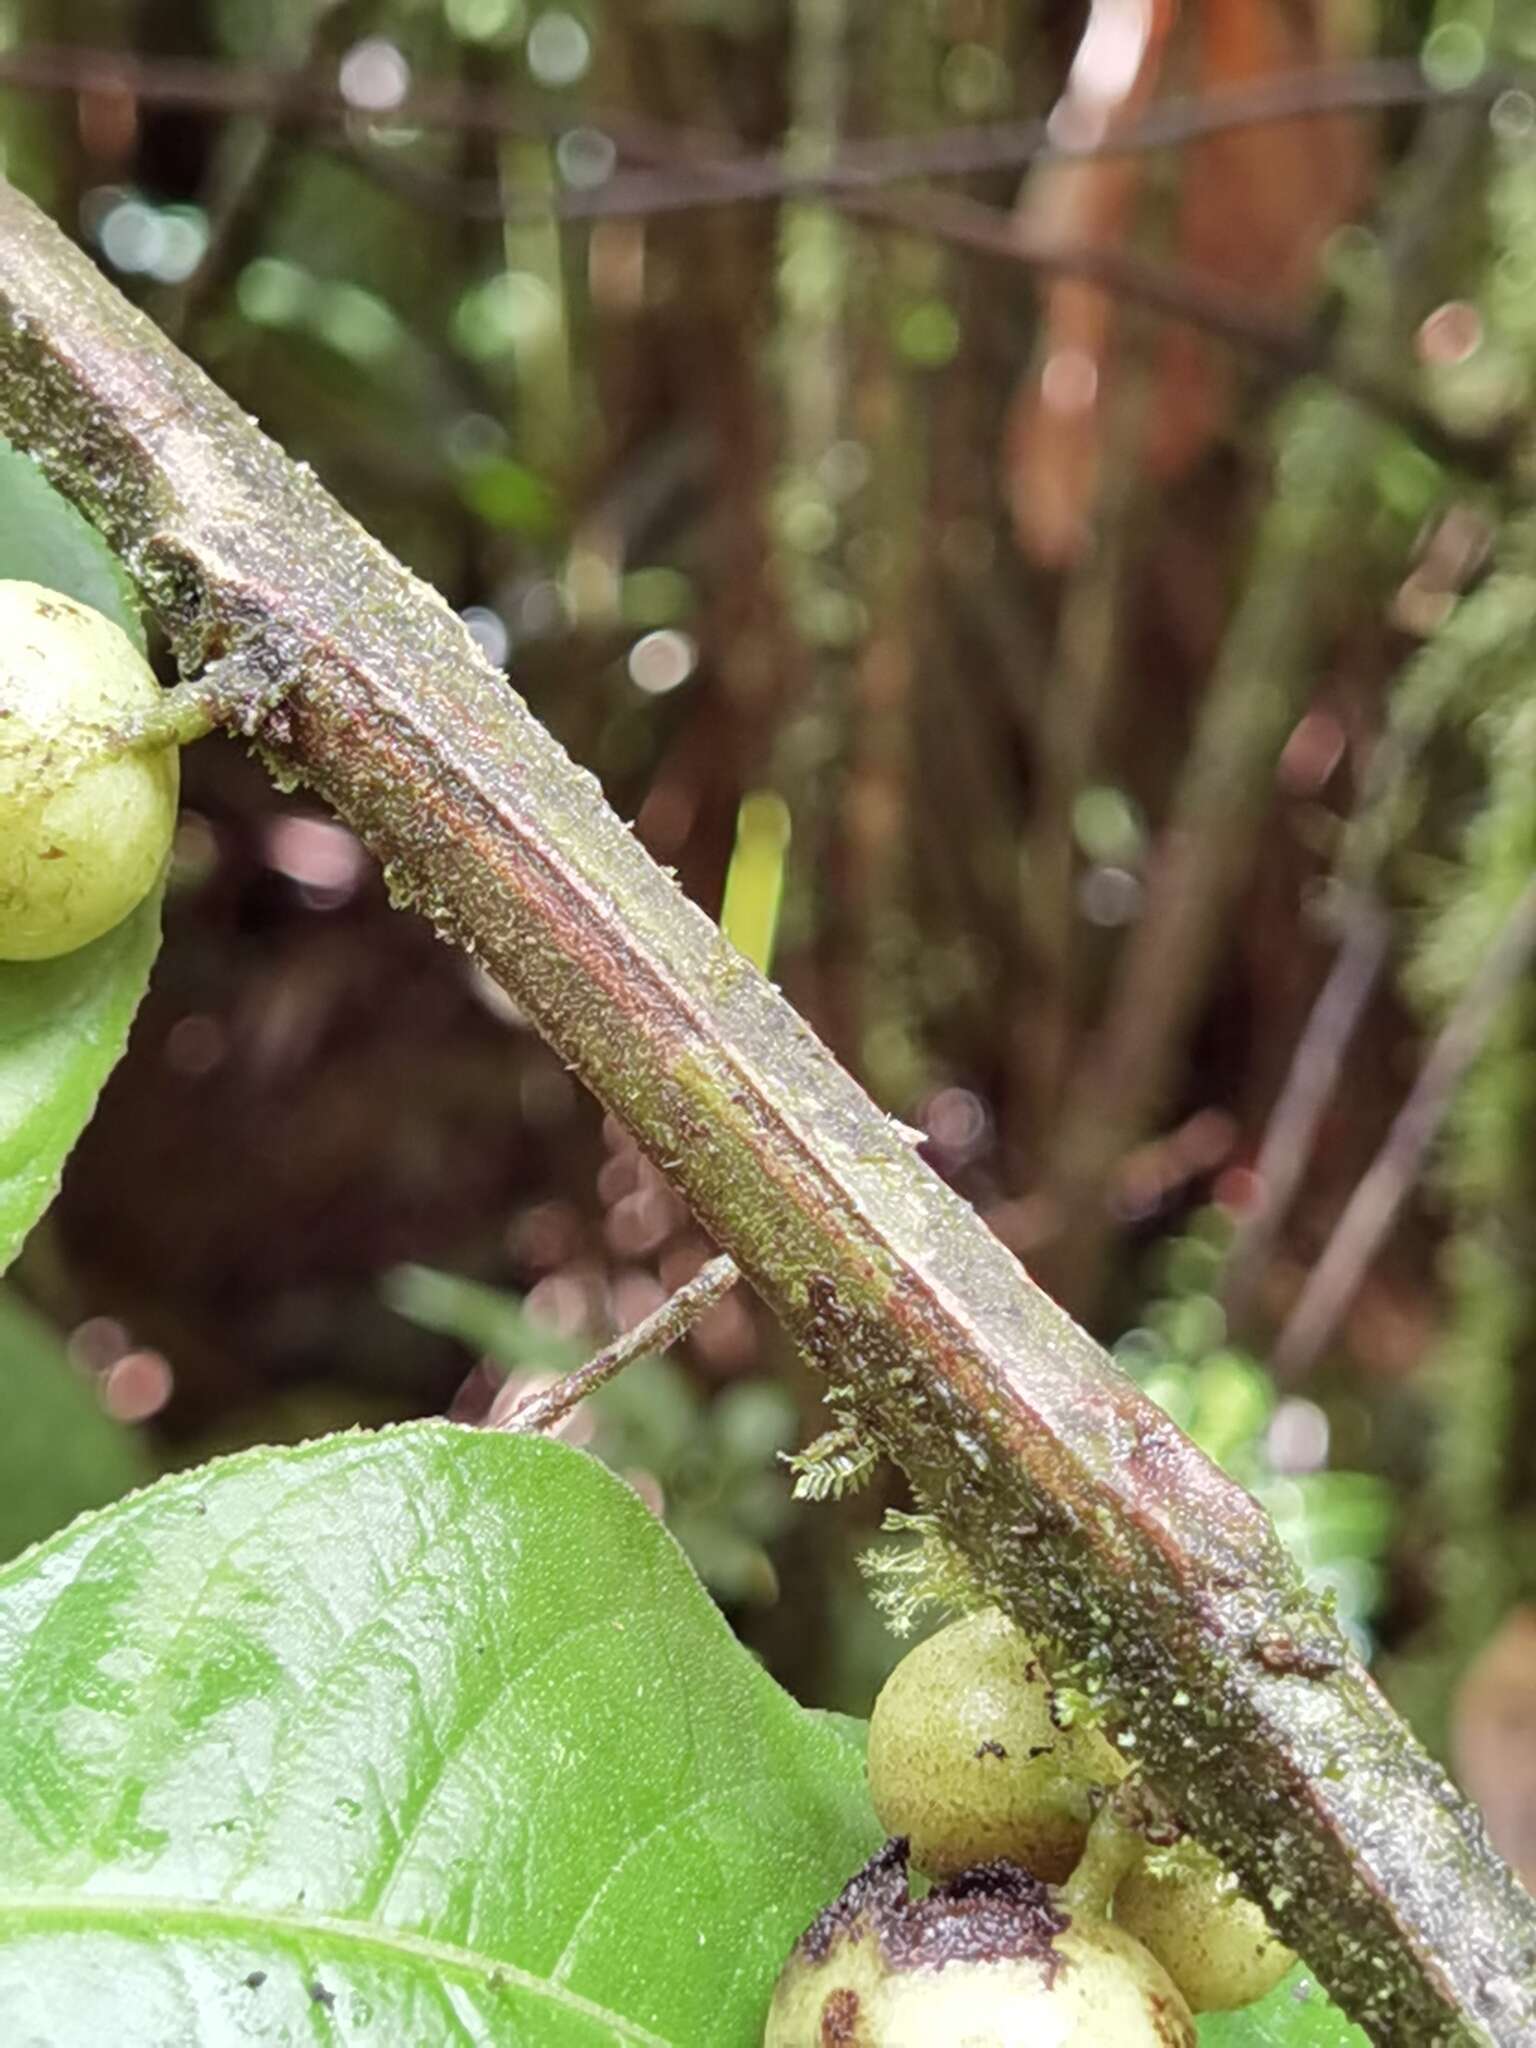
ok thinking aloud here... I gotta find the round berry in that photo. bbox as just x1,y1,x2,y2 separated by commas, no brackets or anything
764,1842,1194,2047
0,580,178,961
867,1608,1126,1881
1114,1839,1294,2013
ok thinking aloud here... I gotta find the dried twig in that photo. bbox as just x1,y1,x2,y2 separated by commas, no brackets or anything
488,1255,739,1432
2,45,1520,200
1222,893,1393,1325
1273,874,1536,1381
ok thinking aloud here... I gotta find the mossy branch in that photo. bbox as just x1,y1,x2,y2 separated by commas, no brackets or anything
0,180,1529,2043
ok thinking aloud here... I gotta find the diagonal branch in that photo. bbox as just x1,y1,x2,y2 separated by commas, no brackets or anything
1273,874,1536,1382
0,180,1528,2044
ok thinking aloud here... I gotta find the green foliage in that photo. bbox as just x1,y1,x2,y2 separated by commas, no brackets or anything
1196,1966,1366,2046
0,436,144,651
0,439,163,1272
0,1290,151,1559
1116,1216,1393,1654
0,1425,883,2044
1374,46,1536,1743
0,892,162,1275
857,1506,986,1637
384,1264,798,1602
784,1423,877,1501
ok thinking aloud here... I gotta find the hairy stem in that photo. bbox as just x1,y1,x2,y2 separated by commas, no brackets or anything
0,180,1529,2043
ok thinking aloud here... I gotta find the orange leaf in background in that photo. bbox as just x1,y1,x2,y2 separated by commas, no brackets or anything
1454,1607,1536,1894
1149,0,1373,477
1005,0,1375,569
1006,0,1177,567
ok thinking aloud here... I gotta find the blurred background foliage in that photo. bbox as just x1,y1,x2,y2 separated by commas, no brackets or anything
6,0,1536,1875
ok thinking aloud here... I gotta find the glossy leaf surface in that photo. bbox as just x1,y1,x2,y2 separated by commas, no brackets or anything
0,1425,882,2044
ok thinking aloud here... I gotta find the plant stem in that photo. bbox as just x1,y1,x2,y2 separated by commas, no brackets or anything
1221,891,1393,1328
0,180,1528,2044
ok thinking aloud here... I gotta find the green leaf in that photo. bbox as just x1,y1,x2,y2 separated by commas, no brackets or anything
1197,1966,1368,2045
809,1709,869,1760
0,892,163,1275
0,440,161,1273
0,1290,152,1558
0,435,143,649
0,1424,882,2043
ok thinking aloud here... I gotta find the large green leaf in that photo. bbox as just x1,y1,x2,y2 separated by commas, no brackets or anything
1198,1966,1367,2045
0,891,163,1274
0,1424,882,2043
0,441,162,1273
0,1290,151,1559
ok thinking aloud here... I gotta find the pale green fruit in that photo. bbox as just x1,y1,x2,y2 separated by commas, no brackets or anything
764,1843,1194,2048
867,1608,1127,1881
1114,1840,1294,2013
0,580,178,960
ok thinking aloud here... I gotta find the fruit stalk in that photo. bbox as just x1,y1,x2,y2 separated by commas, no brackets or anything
0,177,1529,2043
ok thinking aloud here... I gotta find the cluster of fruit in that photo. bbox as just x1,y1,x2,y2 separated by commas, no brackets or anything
0,580,178,962
768,1609,1295,2045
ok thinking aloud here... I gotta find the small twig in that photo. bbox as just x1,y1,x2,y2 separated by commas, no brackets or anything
1221,892,1393,1324
339,136,1505,477
1272,873,1536,1381
487,1254,739,1432
21,35,1505,472
846,186,1508,477
144,4,352,340
3,46,1521,202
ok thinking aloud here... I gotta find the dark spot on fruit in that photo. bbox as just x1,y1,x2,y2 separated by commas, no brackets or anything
819,1985,861,2045
796,1841,1070,1981
974,1740,1007,1760
308,1980,335,2009
797,1839,909,1964
242,1972,266,1991
1149,1988,1196,2046
889,1859,1070,1978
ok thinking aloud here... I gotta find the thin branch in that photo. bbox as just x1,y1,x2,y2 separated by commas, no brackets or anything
488,1255,739,1432
1,178,1531,2043
1,45,1522,201
1034,96,1497,1319
336,133,1503,477
143,2,352,342
1272,874,1536,1382
28,36,1503,470
847,185,1506,476
1221,892,1394,1325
